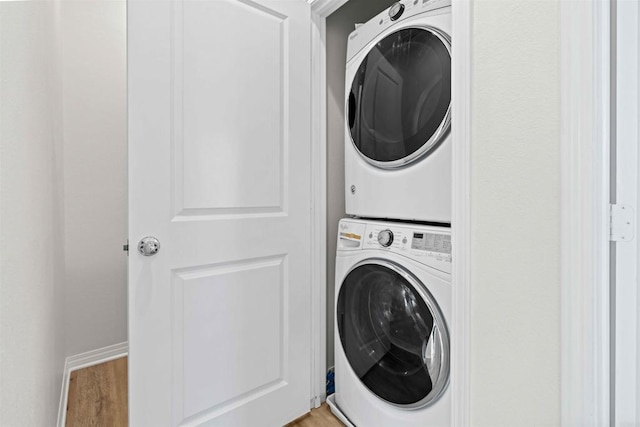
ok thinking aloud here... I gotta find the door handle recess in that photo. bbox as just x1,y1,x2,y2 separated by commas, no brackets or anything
422,323,443,385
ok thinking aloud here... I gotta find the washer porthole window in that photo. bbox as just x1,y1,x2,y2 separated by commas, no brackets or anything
347,27,451,169
336,260,450,408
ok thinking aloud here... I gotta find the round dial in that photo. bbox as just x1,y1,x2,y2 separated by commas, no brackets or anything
389,2,405,21
377,230,394,247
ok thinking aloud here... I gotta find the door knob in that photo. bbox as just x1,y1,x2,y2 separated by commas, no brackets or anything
138,236,160,256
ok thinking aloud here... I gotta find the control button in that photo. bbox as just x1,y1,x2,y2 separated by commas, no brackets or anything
402,237,408,244
369,232,373,239
389,2,405,21
378,229,394,247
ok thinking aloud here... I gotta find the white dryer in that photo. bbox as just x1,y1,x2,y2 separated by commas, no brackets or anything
330,218,451,426
345,0,451,223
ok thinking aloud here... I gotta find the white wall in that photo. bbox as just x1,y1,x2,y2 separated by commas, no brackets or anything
0,2,66,425
0,2,127,422
470,1,560,425
325,0,396,369
60,0,128,356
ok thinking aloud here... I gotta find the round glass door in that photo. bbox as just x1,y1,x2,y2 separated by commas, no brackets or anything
337,260,449,408
347,27,451,168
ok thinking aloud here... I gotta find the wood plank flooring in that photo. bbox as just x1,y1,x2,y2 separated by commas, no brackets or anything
66,357,128,426
286,404,345,427
65,356,343,426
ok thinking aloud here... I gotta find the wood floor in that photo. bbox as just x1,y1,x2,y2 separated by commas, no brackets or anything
66,357,128,426
65,356,343,427
285,405,344,427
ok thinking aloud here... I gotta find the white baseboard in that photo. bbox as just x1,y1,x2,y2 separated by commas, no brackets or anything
56,342,128,427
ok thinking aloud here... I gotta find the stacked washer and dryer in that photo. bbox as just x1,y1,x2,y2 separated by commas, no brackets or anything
328,1,453,426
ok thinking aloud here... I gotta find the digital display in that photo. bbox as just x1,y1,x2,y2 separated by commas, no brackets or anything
411,232,451,254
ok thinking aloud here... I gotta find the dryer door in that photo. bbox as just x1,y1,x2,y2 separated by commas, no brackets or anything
347,27,451,169
337,259,450,408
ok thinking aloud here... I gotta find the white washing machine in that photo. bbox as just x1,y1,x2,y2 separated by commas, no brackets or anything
345,0,451,223
330,218,451,426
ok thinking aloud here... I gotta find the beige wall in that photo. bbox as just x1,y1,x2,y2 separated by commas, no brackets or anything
60,0,128,357
0,2,66,424
470,1,561,425
325,0,396,369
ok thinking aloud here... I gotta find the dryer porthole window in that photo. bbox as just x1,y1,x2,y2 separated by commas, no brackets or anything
347,27,451,168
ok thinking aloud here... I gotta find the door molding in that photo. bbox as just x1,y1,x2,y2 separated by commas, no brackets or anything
560,1,611,425
309,1,473,422
308,0,350,408
309,0,333,408
613,1,640,424
450,0,472,425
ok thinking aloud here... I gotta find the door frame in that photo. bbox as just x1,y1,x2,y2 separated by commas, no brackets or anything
308,0,473,421
560,0,612,425
612,1,640,424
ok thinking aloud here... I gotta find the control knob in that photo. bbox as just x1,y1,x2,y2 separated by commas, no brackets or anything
378,229,394,247
389,2,405,21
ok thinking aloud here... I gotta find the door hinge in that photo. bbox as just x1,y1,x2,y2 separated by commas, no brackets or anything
610,204,635,242
123,240,129,255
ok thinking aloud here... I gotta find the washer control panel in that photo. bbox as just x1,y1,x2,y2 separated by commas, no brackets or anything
337,218,452,273
343,220,453,273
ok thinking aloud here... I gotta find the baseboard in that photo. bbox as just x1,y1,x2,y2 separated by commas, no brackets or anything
56,342,128,427
326,394,355,427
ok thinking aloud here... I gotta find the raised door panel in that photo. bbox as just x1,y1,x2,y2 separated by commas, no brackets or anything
175,0,288,217
172,256,287,425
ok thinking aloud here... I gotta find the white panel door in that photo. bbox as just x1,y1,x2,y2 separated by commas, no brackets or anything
615,1,640,425
127,1,312,425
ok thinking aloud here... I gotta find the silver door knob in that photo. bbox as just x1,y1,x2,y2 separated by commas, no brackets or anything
138,236,160,256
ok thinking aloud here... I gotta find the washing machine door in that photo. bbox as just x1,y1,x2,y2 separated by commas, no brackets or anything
347,27,451,169
337,259,449,408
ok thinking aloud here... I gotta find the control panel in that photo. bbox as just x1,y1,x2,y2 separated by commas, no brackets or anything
375,0,447,28
338,219,451,273
338,219,451,269
363,222,450,263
